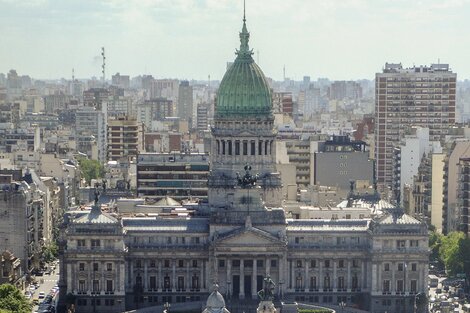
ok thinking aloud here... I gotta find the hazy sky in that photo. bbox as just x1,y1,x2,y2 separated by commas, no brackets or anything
1,0,469,81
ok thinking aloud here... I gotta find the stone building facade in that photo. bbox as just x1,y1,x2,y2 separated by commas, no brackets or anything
59,14,428,313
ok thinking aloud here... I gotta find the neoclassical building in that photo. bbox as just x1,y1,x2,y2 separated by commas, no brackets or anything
58,14,428,313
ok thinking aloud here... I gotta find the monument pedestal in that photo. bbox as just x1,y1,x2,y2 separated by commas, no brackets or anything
257,300,278,313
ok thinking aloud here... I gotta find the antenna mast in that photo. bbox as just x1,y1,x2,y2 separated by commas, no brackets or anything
101,47,106,86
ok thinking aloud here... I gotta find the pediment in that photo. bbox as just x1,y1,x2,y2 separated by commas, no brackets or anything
216,227,284,246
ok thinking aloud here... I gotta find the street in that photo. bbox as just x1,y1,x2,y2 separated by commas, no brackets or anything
30,263,59,313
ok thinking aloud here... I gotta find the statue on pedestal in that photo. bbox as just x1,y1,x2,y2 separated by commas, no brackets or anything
257,276,277,313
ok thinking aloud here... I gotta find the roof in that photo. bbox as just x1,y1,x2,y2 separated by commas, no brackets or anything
377,211,421,225
154,196,180,206
74,206,119,224
215,16,272,119
287,219,370,232
122,217,209,233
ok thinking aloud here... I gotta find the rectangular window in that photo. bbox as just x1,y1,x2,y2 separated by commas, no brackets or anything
93,262,99,272
310,260,316,268
384,263,390,272
411,280,417,292
218,260,225,268
92,280,100,292
164,260,170,268
410,240,419,247
78,280,86,292
352,260,359,268
383,280,390,292
232,260,240,267
106,280,113,292
235,141,240,155
411,263,417,271
251,141,256,155
77,239,86,247
150,260,156,268
79,263,85,271
192,260,198,268
296,260,303,268
106,263,112,271
396,240,406,249
256,260,264,268
324,260,330,268
398,263,404,271
136,260,142,268
243,141,248,155
338,260,344,268
270,260,277,268
178,260,184,268
91,239,100,248
150,276,157,289
396,280,404,292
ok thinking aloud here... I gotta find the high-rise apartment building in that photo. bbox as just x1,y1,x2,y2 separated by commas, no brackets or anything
375,63,456,190
178,81,193,126
107,116,143,161
458,157,470,234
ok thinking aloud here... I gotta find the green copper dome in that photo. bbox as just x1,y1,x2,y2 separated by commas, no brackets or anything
215,15,272,119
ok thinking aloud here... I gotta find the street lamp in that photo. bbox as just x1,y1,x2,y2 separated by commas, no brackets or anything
338,301,346,313
163,301,171,313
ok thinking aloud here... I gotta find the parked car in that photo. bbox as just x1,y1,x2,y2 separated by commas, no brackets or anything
38,291,45,299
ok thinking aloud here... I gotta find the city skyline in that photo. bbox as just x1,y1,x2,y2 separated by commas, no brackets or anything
1,0,470,81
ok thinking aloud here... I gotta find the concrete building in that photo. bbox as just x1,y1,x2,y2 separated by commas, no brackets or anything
111,73,130,89
328,81,362,100
314,135,373,193
107,116,143,162
178,81,193,126
137,98,173,130
273,92,293,116
136,152,209,201
458,157,470,234
75,107,107,161
443,140,470,234
375,63,456,191
59,15,428,313
196,103,209,132
392,127,442,204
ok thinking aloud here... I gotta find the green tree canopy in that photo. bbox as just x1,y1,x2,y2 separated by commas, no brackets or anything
0,284,31,313
438,231,470,276
77,157,105,185
42,242,58,263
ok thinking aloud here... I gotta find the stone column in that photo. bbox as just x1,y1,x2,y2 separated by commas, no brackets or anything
252,259,258,298
227,259,232,295
319,259,323,290
391,262,395,293
205,259,210,290
266,257,270,277
130,261,134,288
361,260,365,289
304,259,309,292
333,260,337,291
144,260,148,291
172,261,176,292
120,262,125,292
186,260,190,291
158,260,162,292
240,259,245,299
347,260,351,292
290,260,294,289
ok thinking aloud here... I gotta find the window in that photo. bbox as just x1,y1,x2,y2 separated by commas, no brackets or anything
105,299,115,306
324,260,330,268
324,275,330,289
338,260,344,268
383,280,390,292
251,141,256,155
78,280,86,292
352,275,358,289
296,260,303,268
338,276,345,289
91,239,100,248
79,263,85,271
232,260,240,267
192,260,198,268
352,260,359,268
398,263,404,271
218,260,225,268
136,260,142,268
92,280,100,292
178,260,184,268
410,240,419,247
192,274,199,289
235,141,240,155
150,276,157,290
106,280,113,292
106,263,112,271
150,260,156,268
256,260,263,268
270,260,277,268
411,280,417,292
411,263,417,271
310,260,316,268
164,260,170,268
384,263,390,271
77,239,86,247
243,141,248,155
93,262,99,272
77,299,87,306
396,280,404,292
396,240,406,249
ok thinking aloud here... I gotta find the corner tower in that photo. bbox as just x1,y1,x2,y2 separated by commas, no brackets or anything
209,11,282,212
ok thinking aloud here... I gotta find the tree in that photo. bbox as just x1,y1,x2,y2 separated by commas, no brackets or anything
42,242,58,263
438,231,470,276
77,157,105,185
429,230,443,261
0,284,32,313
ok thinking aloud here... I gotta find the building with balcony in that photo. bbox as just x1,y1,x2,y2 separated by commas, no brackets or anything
107,116,143,162
375,63,456,191
458,157,470,234
137,152,209,201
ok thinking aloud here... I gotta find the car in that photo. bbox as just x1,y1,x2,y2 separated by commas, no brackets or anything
24,291,32,300
436,288,442,294
38,291,45,299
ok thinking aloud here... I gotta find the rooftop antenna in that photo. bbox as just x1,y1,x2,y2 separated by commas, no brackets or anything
101,47,106,86
243,0,246,22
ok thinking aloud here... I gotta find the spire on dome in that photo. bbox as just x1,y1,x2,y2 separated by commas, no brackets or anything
237,0,252,58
